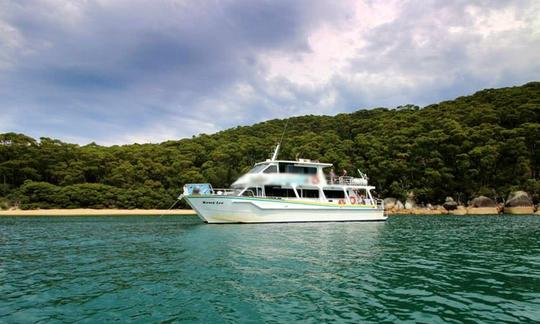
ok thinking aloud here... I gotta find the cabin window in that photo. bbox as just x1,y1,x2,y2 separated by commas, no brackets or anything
279,163,317,174
299,189,319,198
263,165,278,173
323,190,345,199
264,186,297,198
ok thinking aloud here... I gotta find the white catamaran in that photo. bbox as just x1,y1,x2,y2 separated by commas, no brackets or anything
180,144,386,223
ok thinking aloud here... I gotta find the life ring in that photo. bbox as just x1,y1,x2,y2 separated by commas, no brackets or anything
350,196,356,204
338,199,345,205
311,176,320,185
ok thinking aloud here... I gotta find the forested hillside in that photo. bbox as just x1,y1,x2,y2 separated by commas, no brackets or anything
1,82,539,209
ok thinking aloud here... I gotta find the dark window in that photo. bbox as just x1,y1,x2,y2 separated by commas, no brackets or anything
323,190,345,198
300,189,319,198
263,165,278,173
264,186,297,198
278,163,293,173
278,163,316,174
243,187,257,196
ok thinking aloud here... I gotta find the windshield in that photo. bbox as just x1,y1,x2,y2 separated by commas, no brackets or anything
248,164,267,174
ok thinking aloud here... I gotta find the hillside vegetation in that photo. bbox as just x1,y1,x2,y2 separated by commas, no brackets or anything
1,82,539,209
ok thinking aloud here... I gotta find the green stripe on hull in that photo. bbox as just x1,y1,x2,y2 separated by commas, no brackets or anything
187,195,377,209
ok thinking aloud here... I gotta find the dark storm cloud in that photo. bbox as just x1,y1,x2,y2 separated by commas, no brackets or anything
0,0,346,143
0,0,538,144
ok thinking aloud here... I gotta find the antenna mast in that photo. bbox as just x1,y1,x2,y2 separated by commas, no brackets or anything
271,119,289,161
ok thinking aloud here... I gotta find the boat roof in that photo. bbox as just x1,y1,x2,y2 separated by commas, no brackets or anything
254,159,333,167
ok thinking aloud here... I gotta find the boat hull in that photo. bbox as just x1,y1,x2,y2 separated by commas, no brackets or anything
184,195,387,223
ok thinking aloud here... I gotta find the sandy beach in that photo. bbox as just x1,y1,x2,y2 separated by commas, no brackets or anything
0,209,197,216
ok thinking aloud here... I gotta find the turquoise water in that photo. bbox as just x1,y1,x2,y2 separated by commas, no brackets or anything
1,215,540,323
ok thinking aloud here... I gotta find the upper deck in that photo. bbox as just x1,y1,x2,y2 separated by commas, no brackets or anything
255,159,332,168
233,159,371,190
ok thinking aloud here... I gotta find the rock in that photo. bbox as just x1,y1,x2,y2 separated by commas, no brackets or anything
504,192,534,214
470,196,496,208
505,191,533,207
405,192,417,210
504,206,535,215
443,197,458,211
450,205,467,215
383,198,397,210
426,203,434,210
404,200,416,210
395,200,404,210
468,196,499,215
467,207,499,215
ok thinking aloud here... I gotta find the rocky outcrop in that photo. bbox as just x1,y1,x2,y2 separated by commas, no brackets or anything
467,207,499,215
405,192,417,210
382,194,537,216
449,205,467,215
385,203,449,215
506,191,533,207
505,206,535,214
467,196,499,215
383,198,407,214
443,197,458,211
383,197,397,210
505,191,534,214
470,196,496,208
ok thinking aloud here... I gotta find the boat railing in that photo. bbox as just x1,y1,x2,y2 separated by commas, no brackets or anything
193,189,385,208
326,176,370,186
339,176,355,185
326,176,355,185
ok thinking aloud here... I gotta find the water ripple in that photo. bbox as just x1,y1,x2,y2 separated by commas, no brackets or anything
1,215,540,322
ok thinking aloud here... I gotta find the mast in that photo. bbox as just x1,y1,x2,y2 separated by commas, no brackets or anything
271,143,280,161
271,119,289,161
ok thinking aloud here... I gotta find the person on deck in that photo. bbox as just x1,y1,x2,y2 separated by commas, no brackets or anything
359,194,366,205
329,168,336,184
338,169,348,184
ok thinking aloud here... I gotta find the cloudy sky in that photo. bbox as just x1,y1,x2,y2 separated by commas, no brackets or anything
0,0,539,145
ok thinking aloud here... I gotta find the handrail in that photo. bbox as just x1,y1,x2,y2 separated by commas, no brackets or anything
374,198,384,209
326,176,368,186
339,176,354,185
192,191,384,207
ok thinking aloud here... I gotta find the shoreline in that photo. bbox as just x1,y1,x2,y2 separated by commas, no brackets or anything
386,206,539,216
1,208,537,216
0,209,197,216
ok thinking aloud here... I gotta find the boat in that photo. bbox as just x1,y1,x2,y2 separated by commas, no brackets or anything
180,144,387,223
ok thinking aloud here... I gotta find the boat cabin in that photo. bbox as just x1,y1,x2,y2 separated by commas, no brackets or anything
231,159,376,205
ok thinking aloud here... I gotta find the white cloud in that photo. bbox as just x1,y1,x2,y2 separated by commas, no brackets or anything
260,0,403,87
273,0,540,108
466,5,526,37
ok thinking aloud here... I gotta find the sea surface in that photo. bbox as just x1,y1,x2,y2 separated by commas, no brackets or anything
1,215,540,323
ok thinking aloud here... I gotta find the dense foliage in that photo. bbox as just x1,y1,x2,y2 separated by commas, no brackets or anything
1,82,539,209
